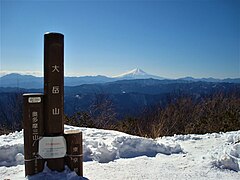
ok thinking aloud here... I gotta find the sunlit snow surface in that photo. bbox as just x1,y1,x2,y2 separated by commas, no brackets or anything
0,125,240,179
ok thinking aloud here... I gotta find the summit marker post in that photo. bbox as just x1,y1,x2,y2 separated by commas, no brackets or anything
44,32,65,171
23,32,83,177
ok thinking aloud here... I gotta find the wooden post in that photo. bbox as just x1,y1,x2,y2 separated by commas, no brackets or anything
23,93,44,176
44,32,65,171
64,130,83,176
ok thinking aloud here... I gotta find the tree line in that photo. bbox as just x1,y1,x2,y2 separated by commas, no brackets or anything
65,92,240,138
1,91,240,138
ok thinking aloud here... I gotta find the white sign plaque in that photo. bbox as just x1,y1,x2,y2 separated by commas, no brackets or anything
28,97,41,103
38,136,66,159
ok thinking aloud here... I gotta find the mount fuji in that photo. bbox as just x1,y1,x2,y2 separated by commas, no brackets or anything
0,68,164,88
113,68,164,80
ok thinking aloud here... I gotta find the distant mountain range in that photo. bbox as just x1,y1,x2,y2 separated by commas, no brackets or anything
1,78,240,124
0,68,239,89
178,77,240,83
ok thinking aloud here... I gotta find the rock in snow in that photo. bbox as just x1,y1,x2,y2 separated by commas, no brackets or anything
0,125,240,179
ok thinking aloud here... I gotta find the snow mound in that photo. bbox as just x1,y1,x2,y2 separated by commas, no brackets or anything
0,125,183,166
85,136,182,163
0,144,24,166
0,131,24,166
213,143,240,172
0,130,23,145
212,131,240,172
65,125,183,163
226,133,240,144
113,136,182,158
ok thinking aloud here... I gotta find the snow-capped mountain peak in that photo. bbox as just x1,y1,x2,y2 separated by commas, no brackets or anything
128,68,147,76
114,68,147,77
113,68,164,79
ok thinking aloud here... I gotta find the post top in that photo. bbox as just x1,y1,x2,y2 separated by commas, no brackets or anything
44,32,64,44
44,32,64,41
45,32,63,35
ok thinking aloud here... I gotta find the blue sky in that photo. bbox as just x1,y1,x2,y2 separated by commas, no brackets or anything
1,0,239,78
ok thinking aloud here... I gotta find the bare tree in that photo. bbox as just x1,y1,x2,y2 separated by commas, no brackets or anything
90,94,117,128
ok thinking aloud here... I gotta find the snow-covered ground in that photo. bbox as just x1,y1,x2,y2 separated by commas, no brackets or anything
0,125,240,179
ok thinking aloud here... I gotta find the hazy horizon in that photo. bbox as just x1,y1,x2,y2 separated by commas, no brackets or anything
0,68,239,80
